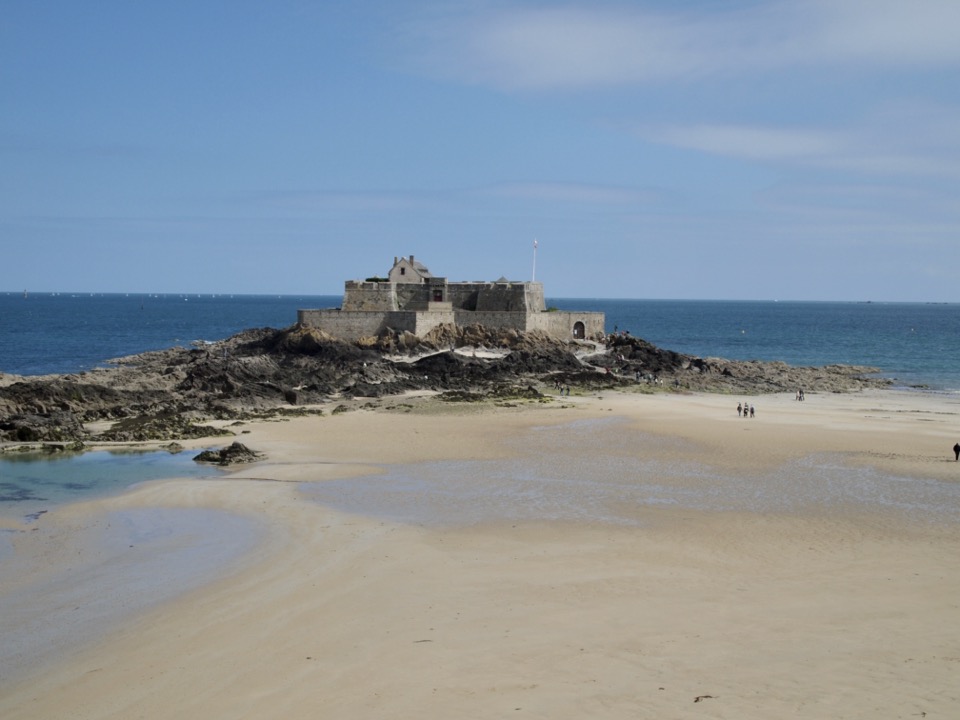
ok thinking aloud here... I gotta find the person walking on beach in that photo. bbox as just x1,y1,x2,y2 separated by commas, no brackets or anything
954,442,960,461
737,402,742,417
749,405,755,418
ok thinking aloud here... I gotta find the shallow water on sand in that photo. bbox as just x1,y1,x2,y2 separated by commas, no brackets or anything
303,418,960,528
0,448,221,522
0,506,262,686
0,444,253,686
2,416,957,688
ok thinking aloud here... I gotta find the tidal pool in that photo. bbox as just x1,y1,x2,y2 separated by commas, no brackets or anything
0,448,222,522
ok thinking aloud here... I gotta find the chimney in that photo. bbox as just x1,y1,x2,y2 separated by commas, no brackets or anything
394,256,398,265
409,255,415,265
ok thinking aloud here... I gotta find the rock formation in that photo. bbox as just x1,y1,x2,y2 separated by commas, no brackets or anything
193,442,263,466
0,323,890,444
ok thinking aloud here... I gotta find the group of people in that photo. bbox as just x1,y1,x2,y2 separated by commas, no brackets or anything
737,402,755,418
795,388,806,401
553,379,571,396
636,371,662,385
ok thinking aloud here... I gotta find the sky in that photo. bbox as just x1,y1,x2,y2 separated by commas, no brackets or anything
2,1,959,301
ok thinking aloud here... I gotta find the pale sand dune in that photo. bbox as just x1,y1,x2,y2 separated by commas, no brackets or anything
1,389,959,719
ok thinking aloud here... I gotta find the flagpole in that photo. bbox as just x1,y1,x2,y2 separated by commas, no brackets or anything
532,239,538,282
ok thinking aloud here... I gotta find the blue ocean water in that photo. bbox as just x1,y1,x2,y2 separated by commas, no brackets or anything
0,292,342,377
551,298,960,393
2,292,959,391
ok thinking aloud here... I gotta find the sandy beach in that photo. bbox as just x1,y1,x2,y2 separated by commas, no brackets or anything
2,387,959,719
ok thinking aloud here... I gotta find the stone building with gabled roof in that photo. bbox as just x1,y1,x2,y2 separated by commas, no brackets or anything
298,256,604,342
387,255,432,283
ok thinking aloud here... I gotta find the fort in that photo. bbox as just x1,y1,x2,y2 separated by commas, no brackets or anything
297,255,605,342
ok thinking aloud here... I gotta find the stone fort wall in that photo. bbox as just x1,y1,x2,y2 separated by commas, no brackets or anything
446,282,545,312
528,310,605,339
299,272,603,342
340,283,399,312
298,307,605,341
341,280,546,313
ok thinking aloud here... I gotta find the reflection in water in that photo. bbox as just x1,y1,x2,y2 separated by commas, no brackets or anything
303,418,960,528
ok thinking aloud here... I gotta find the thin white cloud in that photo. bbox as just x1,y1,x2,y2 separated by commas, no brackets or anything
815,0,960,66
641,98,960,179
648,124,843,161
758,179,959,222
401,1,960,90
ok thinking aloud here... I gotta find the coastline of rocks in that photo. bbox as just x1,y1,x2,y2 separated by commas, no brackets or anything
0,323,891,446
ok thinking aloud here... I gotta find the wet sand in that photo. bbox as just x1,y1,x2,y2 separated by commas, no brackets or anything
1,388,958,719
0,505,263,686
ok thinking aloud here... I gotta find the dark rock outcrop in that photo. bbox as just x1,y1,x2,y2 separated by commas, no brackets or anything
193,441,262,465
0,322,891,444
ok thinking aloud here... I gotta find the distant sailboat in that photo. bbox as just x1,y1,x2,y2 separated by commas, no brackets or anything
23,289,27,299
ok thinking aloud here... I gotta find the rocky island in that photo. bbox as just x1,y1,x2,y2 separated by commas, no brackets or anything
0,322,889,447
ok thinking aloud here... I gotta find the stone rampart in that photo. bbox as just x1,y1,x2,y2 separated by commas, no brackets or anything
412,310,456,336
298,309,380,337
298,308,466,340
299,307,606,342
528,311,606,340
453,310,530,332
395,283,429,308
300,271,602,341
341,282,398,312
446,282,544,312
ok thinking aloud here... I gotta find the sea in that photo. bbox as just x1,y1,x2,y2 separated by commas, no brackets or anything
2,292,958,391
1,292,959,522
